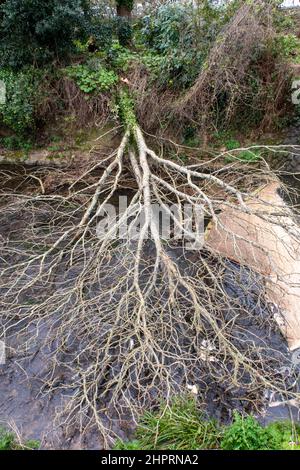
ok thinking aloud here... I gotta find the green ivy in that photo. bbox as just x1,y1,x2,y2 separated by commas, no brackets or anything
65,64,118,94
0,0,89,69
274,34,300,62
114,90,137,130
107,42,138,71
0,67,43,136
116,17,133,47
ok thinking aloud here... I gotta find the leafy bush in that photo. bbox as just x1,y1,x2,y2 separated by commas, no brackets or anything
274,34,300,62
105,42,164,78
221,412,277,451
141,4,190,55
0,67,43,136
81,2,114,51
0,0,89,68
222,414,300,451
266,421,300,450
0,136,33,152
138,2,229,89
65,64,118,94
106,42,138,72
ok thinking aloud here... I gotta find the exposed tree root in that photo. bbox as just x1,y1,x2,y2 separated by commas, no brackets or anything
0,125,300,447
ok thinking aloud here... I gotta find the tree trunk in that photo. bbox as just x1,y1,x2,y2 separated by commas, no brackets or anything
117,5,132,18
116,2,133,46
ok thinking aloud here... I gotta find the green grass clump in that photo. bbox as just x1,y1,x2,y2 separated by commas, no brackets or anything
0,428,16,450
224,139,241,150
114,397,220,451
0,427,39,451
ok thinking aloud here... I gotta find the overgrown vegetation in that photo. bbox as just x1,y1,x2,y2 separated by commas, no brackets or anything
114,400,300,451
0,0,296,145
0,67,43,137
0,0,89,68
65,64,118,94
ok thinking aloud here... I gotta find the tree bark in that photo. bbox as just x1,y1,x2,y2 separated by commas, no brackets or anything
117,5,132,18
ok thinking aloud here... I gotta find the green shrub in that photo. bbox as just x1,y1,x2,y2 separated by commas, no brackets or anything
65,64,118,94
82,3,114,51
0,136,33,152
0,0,89,68
140,3,207,89
106,43,164,78
274,34,300,61
221,412,277,451
0,67,43,136
106,42,138,72
138,1,241,90
266,421,300,451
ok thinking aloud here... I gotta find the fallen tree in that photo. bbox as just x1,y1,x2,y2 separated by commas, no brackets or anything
0,0,300,448
1,108,300,445
207,180,300,351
